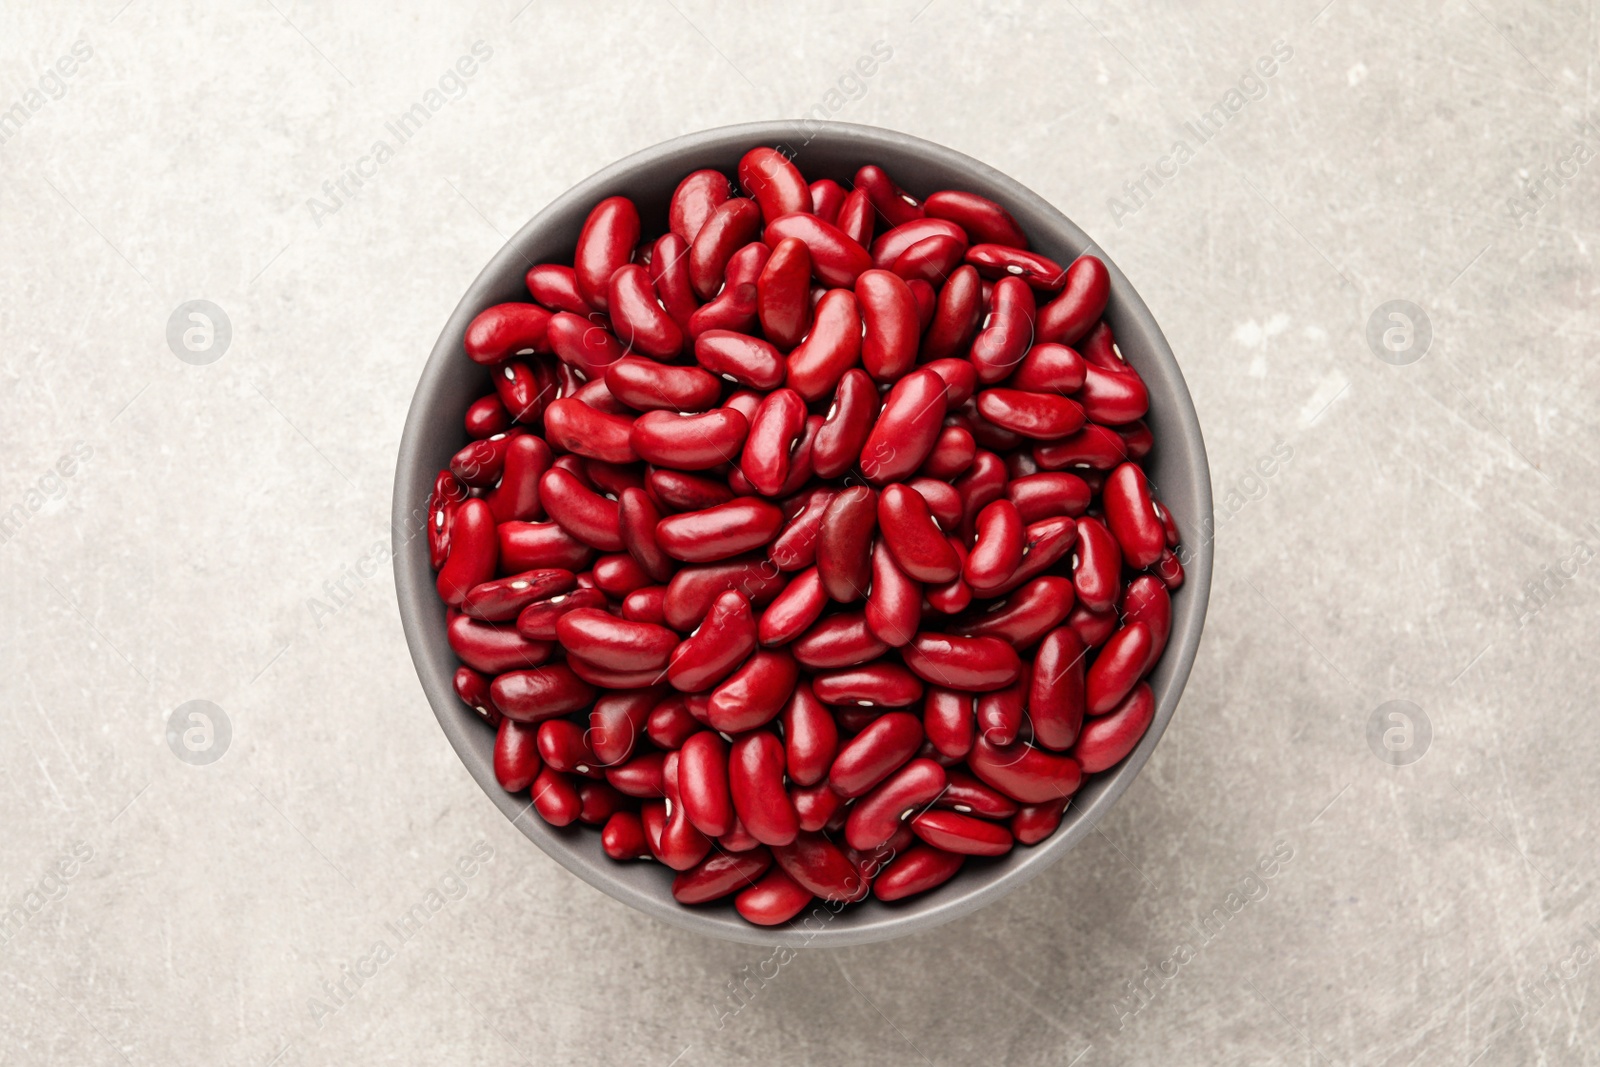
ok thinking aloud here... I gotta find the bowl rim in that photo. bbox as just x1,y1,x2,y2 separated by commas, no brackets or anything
392,119,1213,947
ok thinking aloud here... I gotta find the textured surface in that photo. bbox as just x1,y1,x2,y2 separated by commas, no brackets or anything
1,1,1595,1064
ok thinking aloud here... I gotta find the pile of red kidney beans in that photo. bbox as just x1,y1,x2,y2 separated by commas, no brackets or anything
428,147,1183,926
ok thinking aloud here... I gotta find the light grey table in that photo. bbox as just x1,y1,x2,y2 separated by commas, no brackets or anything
1,2,1594,1064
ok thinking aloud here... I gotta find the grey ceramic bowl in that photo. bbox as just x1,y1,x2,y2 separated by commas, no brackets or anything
393,121,1212,947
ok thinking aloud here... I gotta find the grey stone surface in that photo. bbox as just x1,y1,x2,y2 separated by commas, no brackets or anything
0,1,1595,1063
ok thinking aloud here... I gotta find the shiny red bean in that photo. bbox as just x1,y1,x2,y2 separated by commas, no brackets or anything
810,369,876,479
935,768,1018,819
858,368,948,486
1086,622,1152,715
673,848,772,905
436,499,497,607
693,329,785,391
765,212,872,289
785,288,862,402
964,500,1023,594
911,810,1012,856
531,768,582,826
647,468,736,513
655,497,783,563
524,263,593,315
815,486,877,602
855,269,919,382
875,484,959,584
757,237,813,351
809,178,847,223
689,197,762,301
740,388,807,496
922,190,1026,248
864,542,921,648
844,758,947,851
772,831,869,902
670,169,732,245
739,146,809,224
591,553,651,597
1006,471,1091,523
854,164,923,228
606,263,683,359
1012,343,1086,394
874,844,964,901
869,218,966,270
1079,363,1150,426
462,568,575,622
615,487,673,584
543,398,637,466
736,867,813,924
791,611,889,669
769,488,836,572
1103,463,1165,569
669,588,757,691
903,632,1021,692
791,781,844,833
606,751,666,798
977,669,1027,746
605,358,718,415
1036,255,1110,345
556,608,678,671
1072,516,1122,612
1121,575,1172,673
489,663,595,723
923,686,975,760
659,753,712,870
813,661,925,708
663,556,786,631
890,234,966,285
953,575,1075,650
539,467,623,551
513,585,606,639
1075,682,1155,772
585,688,658,768
920,265,983,363
630,408,747,471
835,186,874,247
967,734,1083,804
690,240,769,338
829,711,923,797
965,244,1065,289
601,810,650,860
706,649,798,733
465,302,551,365
976,389,1085,441
729,731,799,847
493,718,540,791
758,566,826,646
573,196,639,312
677,731,735,837
1011,798,1070,845
970,277,1036,384
536,719,603,778
780,680,838,787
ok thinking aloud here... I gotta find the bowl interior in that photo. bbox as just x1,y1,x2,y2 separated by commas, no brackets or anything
393,121,1213,947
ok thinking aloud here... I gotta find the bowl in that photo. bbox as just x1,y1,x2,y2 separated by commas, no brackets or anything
393,120,1213,947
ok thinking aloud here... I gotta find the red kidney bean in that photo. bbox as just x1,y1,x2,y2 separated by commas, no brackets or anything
462,568,575,622
1154,548,1185,590
689,197,762,301
773,831,869,902
967,405,1024,453
922,189,1027,248
758,566,826,646
450,431,520,488
630,408,747,471
601,810,650,860
908,277,937,329
658,753,712,870
970,277,1036,384
606,751,666,798
1102,462,1165,568
489,663,595,723
604,358,718,415
729,732,799,847
645,694,698,751
854,164,924,227
1086,622,1152,716
924,542,973,615
829,711,923,797
706,649,798,733
1006,472,1091,523
678,731,736,837
428,470,468,569
876,484,960,584
905,476,964,532
810,369,876,479
953,448,1005,537
921,424,976,480
513,584,607,638
952,575,1075,649
780,680,838,787
486,435,553,523
815,486,877,602
1036,255,1110,345
1121,575,1171,673
1075,682,1154,772
764,213,871,288
890,234,967,285
539,467,623,551
984,515,1078,599
911,810,1013,856
977,669,1027,746
756,237,813,351
813,661,925,708
616,487,673,584
1156,495,1180,546
648,233,701,337
606,263,683,359
556,608,678,671
1072,516,1122,612
869,218,967,272
669,588,757,691
493,718,540,791
1012,343,1086,395
1009,798,1068,845
1067,601,1118,649
791,781,843,832
874,844,963,902
641,800,667,854
673,848,772,905
543,398,637,466
736,867,813,924
453,666,502,726
590,553,651,597
920,265,983,363
573,196,639,312
693,329,785,390
976,388,1085,441
785,288,862,402
769,488,836,571
965,244,1066,289
967,733,1083,804
465,303,551,365
738,146,809,223
663,556,786,631
450,609,555,675
537,719,603,778
1079,363,1149,426
1032,424,1133,472
525,263,593,315
935,768,1018,819
923,686,976,760
586,688,659,767
835,186,874,247
791,611,889,669
690,234,768,339
565,655,665,689
964,499,1024,594
531,768,582,826
903,632,1021,691
844,758,947,851
740,388,807,496
436,499,497,607
855,269,919,381
655,497,783,563
498,520,596,574
809,178,846,223
858,368,948,485
578,781,627,825
670,169,732,245
546,312,626,380
647,468,735,513
864,542,921,648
